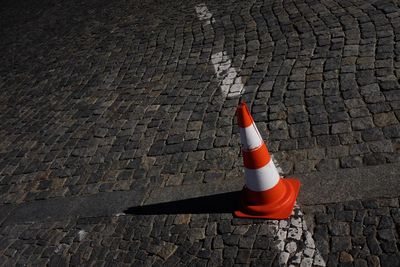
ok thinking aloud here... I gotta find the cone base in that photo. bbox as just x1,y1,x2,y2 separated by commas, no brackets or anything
234,178,300,220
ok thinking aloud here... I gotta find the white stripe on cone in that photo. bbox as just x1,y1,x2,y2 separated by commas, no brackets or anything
239,120,280,192
239,123,262,150
245,160,280,192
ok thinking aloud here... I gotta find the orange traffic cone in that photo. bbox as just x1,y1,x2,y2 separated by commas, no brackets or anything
234,102,300,219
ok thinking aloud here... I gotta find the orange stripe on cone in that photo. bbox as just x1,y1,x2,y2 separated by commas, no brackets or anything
234,101,301,219
242,143,270,169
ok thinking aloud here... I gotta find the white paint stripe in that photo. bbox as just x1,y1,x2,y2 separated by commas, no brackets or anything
245,161,280,191
195,4,244,98
271,158,327,266
269,205,326,266
195,3,215,24
195,3,325,266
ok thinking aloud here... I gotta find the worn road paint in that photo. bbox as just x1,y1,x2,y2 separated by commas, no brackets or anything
194,3,215,25
211,51,244,98
195,4,243,98
268,206,326,266
195,3,326,265
272,159,326,266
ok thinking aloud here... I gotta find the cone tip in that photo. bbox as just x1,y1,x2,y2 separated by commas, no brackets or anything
236,101,253,128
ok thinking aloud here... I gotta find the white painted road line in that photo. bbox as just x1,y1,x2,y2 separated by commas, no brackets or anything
272,159,326,266
194,3,215,25
269,206,326,266
195,3,326,265
211,51,244,98
195,4,244,98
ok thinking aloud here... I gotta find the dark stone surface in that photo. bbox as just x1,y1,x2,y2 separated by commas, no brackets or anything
0,0,400,265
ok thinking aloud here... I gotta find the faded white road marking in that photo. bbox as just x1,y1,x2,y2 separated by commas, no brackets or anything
269,206,326,266
54,243,70,254
211,51,244,98
272,159,326,266
195,4,243,98
195,3,325,265
77,229,87,241
195,3,215,24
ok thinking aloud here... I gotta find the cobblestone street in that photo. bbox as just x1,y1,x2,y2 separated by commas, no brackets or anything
1,0,400,265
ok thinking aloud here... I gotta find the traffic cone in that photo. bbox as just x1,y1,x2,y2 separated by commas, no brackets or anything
234,102,300,219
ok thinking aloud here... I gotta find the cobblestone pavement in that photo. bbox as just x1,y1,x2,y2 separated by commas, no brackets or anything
1,0,400,265
1,197,399,266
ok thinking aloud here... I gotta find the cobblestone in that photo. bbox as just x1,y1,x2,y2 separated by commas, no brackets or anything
0,0,398,205
0,0,400,265
306,197,400,266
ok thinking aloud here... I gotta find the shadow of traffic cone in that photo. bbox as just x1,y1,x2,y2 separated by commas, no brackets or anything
234,102,300,219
